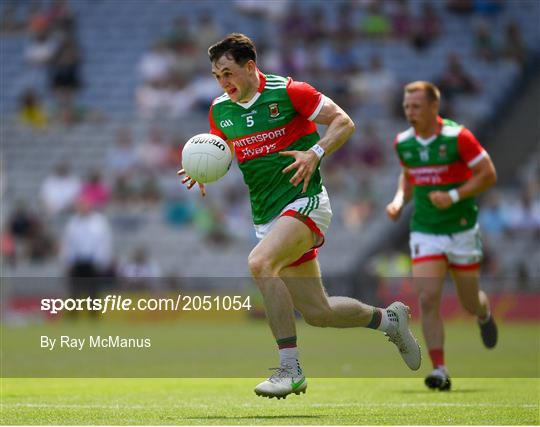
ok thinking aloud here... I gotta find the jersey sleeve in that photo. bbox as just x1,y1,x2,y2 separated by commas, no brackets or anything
286,79,324,121
457,128,487,167
208,105,227,140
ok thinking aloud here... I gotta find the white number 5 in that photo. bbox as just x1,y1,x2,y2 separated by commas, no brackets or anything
246,116,254,127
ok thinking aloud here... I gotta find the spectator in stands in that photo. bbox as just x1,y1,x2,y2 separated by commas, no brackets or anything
135,79,173,119
138,127,170,171
326,39,357,75
282,3,310,41
390,0,413,39
504,190,540,233
118,246,161,289
478,192,507,239
411,2,441,50
348,54,398,116
138,41,173,85
7,201,55,264
138,172,162,205
360,2,391,39
0,0,25,33
7,201,39,245
165,16,193,50
80,170,110,210
17,89,48,129
25,17,57,67
62,196,113,315
474,19,498,62
342,174,375,231
358,124,385,169
49,27,82,97
193,12,222,52
438,53,479,100
40,162,81,217
45,0,74,29
501,22,526,69
106,128,140,178
446,0,474,15
303,7,330,44
333,2,358,42
111,174,138,206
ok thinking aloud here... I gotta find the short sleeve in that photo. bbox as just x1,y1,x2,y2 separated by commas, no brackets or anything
286,79,324,121
457,128,486,167
208,105,227,140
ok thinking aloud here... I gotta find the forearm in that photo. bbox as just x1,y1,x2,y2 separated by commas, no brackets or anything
454,171,496,200
392,171,413,204
316,113,355,157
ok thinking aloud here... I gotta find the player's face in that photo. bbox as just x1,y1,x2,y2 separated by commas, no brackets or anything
403,90,438,129
211,55,256,103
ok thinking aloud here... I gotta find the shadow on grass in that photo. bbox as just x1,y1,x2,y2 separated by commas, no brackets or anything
398,389,485,394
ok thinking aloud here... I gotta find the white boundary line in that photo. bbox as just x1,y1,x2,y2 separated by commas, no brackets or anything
3,402,538,409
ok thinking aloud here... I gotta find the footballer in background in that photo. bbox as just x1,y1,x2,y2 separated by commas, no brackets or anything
387,81,498,391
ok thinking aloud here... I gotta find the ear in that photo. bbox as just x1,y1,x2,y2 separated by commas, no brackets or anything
245,60,256,73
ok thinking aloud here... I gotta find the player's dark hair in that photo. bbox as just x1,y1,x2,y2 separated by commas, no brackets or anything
404,81,441,103
208,33,257,65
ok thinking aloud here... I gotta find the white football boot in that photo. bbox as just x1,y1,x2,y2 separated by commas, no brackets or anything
385,301,422,371
254,363,307,399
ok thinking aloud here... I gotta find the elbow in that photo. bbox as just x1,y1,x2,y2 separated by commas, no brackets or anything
487,166,497,187
343,114,355,139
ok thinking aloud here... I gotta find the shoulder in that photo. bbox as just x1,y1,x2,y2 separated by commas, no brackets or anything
265,74,289,90
440,118,464,138
211,93,231,106
395,127,415,144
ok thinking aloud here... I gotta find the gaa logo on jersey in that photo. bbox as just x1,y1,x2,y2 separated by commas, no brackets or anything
268,103,280,118
220,119,234,127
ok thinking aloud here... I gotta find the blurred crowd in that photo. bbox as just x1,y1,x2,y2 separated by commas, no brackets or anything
1,0,538,283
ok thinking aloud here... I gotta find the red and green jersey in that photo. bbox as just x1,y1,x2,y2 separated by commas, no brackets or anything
394,117,487,234
208,70,324,225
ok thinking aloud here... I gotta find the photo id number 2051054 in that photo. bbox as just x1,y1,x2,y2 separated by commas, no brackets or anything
181,295,251,311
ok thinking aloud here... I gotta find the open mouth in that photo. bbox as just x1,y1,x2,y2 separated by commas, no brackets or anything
227,88,237,96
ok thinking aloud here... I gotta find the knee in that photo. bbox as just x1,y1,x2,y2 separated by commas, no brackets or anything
248,251,278,278
302,308,331,328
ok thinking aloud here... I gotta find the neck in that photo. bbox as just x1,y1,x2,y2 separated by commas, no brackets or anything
415,118,439,139
238,71,260,103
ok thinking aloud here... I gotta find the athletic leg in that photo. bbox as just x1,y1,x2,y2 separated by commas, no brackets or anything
413,259,452,390
281,259,421,370
450,266,497,348
250,215,315,399
413,260,447,355
448,225,497,348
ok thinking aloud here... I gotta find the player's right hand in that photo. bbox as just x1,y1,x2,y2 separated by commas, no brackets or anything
386,200,403,221
177,169,206,197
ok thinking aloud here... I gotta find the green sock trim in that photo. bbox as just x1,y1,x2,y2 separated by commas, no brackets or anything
366,308,382,329
276,336,297,345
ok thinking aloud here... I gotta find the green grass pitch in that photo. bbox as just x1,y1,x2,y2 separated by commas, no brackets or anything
1,320,539,425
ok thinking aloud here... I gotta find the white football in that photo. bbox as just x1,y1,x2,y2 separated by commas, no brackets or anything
181,133,232,183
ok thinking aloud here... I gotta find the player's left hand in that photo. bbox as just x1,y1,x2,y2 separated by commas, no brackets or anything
280,150,319,193
177,169,206,197
429,191,452,209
